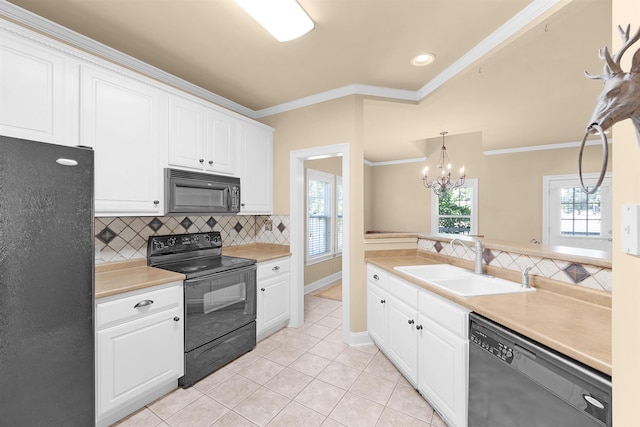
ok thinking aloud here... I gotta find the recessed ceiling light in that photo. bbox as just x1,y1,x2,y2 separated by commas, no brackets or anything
411,53,436,67
235,0,314,42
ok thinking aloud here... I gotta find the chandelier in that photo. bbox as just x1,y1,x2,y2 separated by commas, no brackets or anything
422,131,466,197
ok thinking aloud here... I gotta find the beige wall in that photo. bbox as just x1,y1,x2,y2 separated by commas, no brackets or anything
260,96,367,333
612,0,640,421
368,133,612,243
304,157,343,286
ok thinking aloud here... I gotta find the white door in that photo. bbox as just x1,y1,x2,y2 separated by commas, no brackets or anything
168,95,205,170
239,122,273,214
366,281,387,348
543,174,612,251
418,315,468,427
387,296,418,385
204,110,236,174
257,275,290,335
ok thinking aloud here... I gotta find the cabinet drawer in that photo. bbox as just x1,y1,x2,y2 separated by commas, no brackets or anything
97,284,182,329
419,290,470,338
257,257,290,281
389,275,418,309
367,264,388,289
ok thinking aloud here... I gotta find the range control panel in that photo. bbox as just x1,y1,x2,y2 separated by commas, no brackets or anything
470,328,514,363
148,232,223,254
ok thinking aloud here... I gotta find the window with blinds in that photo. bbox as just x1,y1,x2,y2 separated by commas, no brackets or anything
306,168,342,264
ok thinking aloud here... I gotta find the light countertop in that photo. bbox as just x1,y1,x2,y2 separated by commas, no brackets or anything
95,259,185,299
95,244,290,299
367,255,612,376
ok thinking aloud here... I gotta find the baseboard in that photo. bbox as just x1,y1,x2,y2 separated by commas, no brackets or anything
304,272,342,295
347,331,374,347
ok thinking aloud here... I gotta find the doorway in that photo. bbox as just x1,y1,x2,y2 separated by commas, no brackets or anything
289,143,351,344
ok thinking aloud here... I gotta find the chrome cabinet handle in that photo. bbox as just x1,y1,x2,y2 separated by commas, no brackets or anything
199,158,204,164
408,319,415,325
272,266,280,271
208,160,213,165
134,299,154,308
153,200,159,205
373,274,379,280
416,325,423,330
380,299,386,304
260,288,266,292
173,316,180,322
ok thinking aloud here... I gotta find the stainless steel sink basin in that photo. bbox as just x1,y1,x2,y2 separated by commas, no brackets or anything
394,264,536,297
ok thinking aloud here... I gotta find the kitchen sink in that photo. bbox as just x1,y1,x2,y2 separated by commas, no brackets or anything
394,264,536,297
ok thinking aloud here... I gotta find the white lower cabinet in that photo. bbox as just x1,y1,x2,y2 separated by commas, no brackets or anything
96,282,184,427
366,263,470,427
256,257,290,341
366,267,388,348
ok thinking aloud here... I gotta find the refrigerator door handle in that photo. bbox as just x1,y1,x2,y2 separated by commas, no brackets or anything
134,299,154,308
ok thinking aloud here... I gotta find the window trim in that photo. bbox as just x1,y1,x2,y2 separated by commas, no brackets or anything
430,178,478,236
335,175,343,256
541,173,612,246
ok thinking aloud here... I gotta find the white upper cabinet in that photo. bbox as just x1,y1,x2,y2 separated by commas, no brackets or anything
168,95,237,175
81,64,167,216
0,29,78,146
238,121,273,214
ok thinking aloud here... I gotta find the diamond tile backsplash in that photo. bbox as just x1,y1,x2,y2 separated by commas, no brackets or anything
419,238,612,292
95,215,290,264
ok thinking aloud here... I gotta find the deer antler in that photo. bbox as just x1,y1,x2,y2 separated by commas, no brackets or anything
584,24,640,80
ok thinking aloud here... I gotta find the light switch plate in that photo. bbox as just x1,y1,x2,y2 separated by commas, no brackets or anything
621,204,640,255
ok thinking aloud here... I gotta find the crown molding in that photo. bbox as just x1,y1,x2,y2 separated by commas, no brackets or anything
364,157,427,167
0,0,563,119
483,138,610,156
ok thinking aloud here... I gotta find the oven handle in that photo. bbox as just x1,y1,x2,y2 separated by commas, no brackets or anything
134,299,154,308
184,264,257,285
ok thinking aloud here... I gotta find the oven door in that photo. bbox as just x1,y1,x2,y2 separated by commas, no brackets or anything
183,265,256,353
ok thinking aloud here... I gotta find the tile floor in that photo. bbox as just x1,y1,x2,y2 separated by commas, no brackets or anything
113,294,447,427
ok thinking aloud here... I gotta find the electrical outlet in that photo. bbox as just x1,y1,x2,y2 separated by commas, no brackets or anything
265,219,273,231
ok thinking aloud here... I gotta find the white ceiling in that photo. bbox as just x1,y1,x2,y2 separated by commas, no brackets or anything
5,0,612,161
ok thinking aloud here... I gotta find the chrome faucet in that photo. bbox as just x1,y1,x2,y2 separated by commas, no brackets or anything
450,237,484,275
522,266,533,288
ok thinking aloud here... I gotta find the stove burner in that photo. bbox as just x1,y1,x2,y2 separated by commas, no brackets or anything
181,265,208,272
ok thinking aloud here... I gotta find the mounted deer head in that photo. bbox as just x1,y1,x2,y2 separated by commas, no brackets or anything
585,24,640,143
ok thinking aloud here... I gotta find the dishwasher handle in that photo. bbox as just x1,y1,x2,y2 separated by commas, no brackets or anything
513,344,536,360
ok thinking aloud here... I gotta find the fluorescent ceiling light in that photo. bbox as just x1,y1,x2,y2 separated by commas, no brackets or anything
235,0,314,42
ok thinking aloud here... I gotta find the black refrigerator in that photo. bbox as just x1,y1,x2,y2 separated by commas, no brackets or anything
0,136,95,426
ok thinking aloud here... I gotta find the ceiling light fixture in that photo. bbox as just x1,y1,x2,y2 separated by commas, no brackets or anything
411,53,435,67
422,131,466,196
234,0,314,42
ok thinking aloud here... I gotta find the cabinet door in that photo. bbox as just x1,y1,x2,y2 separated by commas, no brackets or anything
0,31,78,145
96,308,183,417
418,315,468,427
204,110,236,174
168,95,205,170
257,274,290,336
81,64,165,215
387,296,418,385
238,122,273,214
367,281,387,349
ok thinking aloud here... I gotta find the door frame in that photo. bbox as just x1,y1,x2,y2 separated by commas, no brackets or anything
289,143,351,344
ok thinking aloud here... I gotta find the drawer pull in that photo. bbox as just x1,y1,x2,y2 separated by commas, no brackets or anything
380,299,386,304
173,316,180,322
261,288,266,292
416,325,423,330
272,266,280,271
134,299,154,309
373,274,379,280
408,319,415,325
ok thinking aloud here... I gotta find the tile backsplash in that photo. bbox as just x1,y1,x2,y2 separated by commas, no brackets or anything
419,238,612,292
95,215,290,264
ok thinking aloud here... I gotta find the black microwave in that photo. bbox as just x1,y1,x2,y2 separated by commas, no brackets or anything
165,168,241,215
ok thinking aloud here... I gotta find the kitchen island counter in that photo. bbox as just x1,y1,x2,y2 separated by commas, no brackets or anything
367,254,612,376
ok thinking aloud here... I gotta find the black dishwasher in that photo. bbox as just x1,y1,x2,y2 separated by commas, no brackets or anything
468,313,611,427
